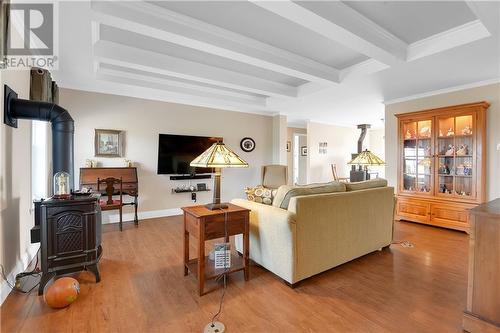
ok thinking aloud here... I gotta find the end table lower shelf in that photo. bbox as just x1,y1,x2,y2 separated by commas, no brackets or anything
185,254,245,281
182,203,250,296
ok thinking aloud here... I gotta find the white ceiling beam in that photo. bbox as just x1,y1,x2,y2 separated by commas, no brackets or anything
96,62,266,106
251,0,407,67
91,1,340,85
93,40,298,98
339,59,389,82
465,1,498,35
407,20,490,62
96,63,267,107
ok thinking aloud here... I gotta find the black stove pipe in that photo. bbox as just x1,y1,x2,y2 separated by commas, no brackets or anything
357,124,370,154
4,85,74,189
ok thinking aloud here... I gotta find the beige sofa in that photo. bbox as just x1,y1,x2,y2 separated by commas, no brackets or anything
231,180,395,285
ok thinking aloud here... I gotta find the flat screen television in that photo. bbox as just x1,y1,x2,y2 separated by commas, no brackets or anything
157,134,222,175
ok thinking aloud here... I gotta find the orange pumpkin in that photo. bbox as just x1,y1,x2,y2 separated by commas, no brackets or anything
44,277,80,308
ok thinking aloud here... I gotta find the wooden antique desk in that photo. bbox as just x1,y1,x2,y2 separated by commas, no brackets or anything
80,167,139,225
182,203,250,296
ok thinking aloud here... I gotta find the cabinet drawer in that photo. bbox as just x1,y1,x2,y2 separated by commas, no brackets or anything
397,199,430,223
430,204,468,225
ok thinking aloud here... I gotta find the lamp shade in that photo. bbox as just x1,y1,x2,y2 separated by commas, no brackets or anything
348,149,385,166
190,142,248,168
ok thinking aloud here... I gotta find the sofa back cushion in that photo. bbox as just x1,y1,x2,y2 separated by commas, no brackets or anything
345,178,388,191
272,182,346,209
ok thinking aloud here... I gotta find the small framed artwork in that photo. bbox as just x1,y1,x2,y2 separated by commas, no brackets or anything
240,137,256,152
319,142,328,154
301,146,308,156
95,129,124,157
286,141,291,152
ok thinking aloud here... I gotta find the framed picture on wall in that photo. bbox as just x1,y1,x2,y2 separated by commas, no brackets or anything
95,129,124,157
301,146,308,156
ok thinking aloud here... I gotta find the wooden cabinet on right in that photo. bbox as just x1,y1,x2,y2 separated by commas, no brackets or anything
463,199,500,333
395,102,489,233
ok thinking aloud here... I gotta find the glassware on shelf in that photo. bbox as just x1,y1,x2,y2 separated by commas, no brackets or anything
403,122,417,140
456,115,473,136
418,120,432,139
439,117,454,138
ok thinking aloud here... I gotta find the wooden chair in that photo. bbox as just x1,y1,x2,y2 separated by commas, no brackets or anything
331,164,349,183
98,177,124,231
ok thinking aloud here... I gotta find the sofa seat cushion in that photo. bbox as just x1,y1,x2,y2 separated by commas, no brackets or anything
345,178,388,191
272,181,346,209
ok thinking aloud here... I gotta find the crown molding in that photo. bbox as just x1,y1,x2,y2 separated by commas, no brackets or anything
384,78,500,105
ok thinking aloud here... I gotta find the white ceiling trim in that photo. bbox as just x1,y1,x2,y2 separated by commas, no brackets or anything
407,20,491,61
93,40,298,99
91,1,340,85
251,0,407,66
383,78,500,105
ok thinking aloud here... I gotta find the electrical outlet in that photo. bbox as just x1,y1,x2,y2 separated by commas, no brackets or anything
191,192,196,202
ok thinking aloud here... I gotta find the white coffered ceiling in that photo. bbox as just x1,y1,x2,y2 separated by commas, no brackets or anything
53,1,500,127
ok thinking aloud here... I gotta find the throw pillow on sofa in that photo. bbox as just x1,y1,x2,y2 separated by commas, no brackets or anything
244,185,277,205
272,181,346,209
345,178,388,191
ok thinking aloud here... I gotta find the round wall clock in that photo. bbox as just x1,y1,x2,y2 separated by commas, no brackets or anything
240,137,256,152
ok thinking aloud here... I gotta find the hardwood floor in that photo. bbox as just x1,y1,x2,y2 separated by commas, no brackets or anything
1,217,469,332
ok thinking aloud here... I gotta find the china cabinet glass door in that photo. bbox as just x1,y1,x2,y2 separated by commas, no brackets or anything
402,119,433,194
435,114,475,199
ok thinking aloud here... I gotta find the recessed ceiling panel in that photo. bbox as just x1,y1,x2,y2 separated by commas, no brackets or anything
152,1,368,69
342,1,477,44
100,24,307,87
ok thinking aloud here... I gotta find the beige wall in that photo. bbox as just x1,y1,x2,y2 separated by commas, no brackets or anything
0,69,38,304
59,89,274,222
385,83,500,200
306,121,359,183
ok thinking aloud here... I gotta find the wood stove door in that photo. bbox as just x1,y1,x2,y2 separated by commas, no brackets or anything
46,204,94,270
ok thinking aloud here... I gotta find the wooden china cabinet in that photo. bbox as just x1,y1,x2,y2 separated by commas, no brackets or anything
395,102,489,233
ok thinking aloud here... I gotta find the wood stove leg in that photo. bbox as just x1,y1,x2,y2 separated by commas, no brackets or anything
38,272,55,295
134,197,138,226
119,207,123,232
87,263,101,282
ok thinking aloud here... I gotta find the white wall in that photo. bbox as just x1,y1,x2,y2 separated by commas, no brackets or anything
0,69,39,304
59,88,274,222
297,134,307,184
306,121,359,183
385,83,500,200
286,126,306,184
368,128,386,179
272,114,287,165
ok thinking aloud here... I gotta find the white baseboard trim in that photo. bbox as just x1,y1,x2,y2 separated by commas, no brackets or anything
106,208,183,224
1,243,40,305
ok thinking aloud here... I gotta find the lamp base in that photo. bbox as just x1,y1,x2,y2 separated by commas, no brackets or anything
205,203,229,210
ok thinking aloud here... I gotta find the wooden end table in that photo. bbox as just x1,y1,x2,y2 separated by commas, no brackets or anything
182,203,250,296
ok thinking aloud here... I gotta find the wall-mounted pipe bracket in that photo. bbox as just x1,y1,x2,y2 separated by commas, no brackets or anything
4,85,18,128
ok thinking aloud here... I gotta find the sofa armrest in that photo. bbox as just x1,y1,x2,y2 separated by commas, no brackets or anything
230,198,297,283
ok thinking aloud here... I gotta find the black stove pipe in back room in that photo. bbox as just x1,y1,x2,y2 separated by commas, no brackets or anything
4,85,74,189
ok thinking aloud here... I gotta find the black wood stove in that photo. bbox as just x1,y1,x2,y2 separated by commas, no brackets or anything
32,194,102,294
